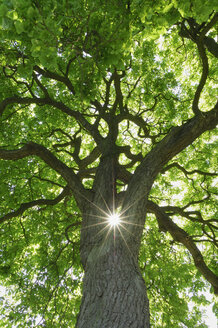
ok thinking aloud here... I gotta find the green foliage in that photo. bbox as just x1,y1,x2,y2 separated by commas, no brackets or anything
0,0,217,327
140,215,213,327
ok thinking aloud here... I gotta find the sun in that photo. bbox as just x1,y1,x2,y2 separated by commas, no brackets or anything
107,212,121,227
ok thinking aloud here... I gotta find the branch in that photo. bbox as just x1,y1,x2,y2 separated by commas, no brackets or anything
0,96,103,146
126,102,218,203
192,39,209,115
126,76,141,101
117,165,132,184
33,65,75,94
179,16,218,58
32,72,50,97
147,200,218,294
162,162,217,177
199,13,218,41
79,147,101,168
160,204,217,244
31,175,64,188
103,74,114,110
114,71,124,113
77,167,96,179
0,186,70,224
0,142,91,208
179,17,213,115
204,36,218,58
65,221,81,243
118,145,143,163
116,113,150,137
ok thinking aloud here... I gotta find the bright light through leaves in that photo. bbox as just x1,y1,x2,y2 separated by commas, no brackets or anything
107,213,121,227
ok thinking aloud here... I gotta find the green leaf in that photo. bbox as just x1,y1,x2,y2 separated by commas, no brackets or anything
0,2,217,327
0,4,8,17
27,6,35,18
14,20,24,34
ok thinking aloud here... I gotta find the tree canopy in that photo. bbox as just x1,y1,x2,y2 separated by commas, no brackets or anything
0,0,217,327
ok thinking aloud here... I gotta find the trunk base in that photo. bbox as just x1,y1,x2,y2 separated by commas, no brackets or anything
76,242,150,328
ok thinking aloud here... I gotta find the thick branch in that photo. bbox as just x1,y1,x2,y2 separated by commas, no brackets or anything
192,39,209,115
198,13,218,41
103,74,114,110
32,72,50,97
179,15,218,58
147,200,218,294
0,142,91,208
127,103,218,202
0,96,103,146
179,17,213,114
0,186,70,224
33,65,75,94
204,36,218,58
118,145,143,162
114,71,124,113
79,147,101,168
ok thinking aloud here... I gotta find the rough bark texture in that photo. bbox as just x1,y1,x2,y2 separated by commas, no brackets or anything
76,236,150,328
76,155,150,328
73,102,218,325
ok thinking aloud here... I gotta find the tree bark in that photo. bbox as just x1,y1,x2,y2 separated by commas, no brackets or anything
76,155,150,328
76,228,150,328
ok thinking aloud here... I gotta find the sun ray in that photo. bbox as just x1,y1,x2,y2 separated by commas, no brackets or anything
96,224,115,257
95,224,111,237
81,221,108,230
71,176,147,258
117,225,134,258
82,213,109,220
118,223,134,235
119,193,147,217
119,218,144,227
98,190,112,215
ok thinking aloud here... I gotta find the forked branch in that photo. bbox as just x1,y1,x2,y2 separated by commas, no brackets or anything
0,185,71,224
147,200,218,294
162,162,217,177
0,96,103,146
179,15,218,58
0,142,91,208
126,102,218,204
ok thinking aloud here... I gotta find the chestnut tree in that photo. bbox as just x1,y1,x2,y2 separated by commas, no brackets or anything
0,1,217,327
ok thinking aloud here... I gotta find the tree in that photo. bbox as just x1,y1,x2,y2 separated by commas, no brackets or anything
0,0,217,327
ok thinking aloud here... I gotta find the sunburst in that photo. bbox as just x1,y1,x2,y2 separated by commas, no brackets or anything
106,212,121,227
77,187,146,258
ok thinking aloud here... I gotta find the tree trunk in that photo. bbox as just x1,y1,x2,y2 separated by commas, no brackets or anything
76,155,150,327
76,232,150,328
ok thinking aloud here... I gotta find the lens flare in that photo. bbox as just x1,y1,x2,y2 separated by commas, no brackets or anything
107,212,121,227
